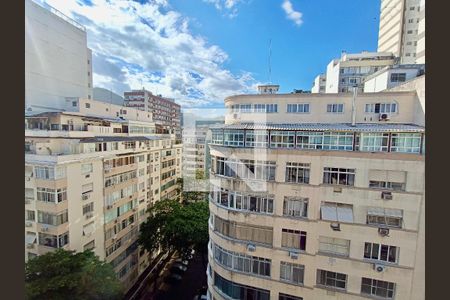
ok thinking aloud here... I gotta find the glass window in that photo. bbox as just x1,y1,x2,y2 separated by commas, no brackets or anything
296,132,323,149
390,73,406,82
281,229,307,250
279,293,303,300
214,272,270,300
361,278,395,299
283,197,308,218
224,130,245,147
285,163,310,184
323,168,355,186
318,236,350,257
391,133,421,153
317,269,347,290
280,262,305,285
287,104,310,113
322,132,353,151
367,207,403,228
327,104,344,113
364,243,398,263
360,133,389,152
270,131,295,148
245,130,269,148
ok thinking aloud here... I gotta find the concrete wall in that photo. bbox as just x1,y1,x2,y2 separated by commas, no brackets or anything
25,0,92,111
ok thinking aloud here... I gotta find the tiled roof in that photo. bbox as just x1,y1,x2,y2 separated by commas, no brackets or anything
210,123,424,133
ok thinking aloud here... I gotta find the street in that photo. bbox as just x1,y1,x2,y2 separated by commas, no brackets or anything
140,252,207,300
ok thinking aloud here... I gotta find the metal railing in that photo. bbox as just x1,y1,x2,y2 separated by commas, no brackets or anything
31,0,86,32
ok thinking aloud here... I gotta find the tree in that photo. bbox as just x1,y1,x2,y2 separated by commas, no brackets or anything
176,170,209,203
138,199,210,264
25,249,123,300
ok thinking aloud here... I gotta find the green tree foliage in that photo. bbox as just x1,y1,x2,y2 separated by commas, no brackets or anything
138,199,209,260
25,249,123,300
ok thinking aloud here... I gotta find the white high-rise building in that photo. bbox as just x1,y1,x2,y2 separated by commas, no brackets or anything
25,0,93,112
377,0,425,64
311,74,326,94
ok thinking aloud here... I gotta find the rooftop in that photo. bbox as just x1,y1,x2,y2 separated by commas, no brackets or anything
211,122,424,133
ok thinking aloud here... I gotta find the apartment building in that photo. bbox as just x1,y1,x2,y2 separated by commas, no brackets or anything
25,0,93,112
377,0,424,64
364,64,425,93
183,120,225,176
25,99,182,291
123,89,182,138
206,82,425,300
324,51,395,94
311,74,326,94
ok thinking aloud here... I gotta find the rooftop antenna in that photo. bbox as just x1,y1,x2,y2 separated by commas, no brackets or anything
268,38,272,84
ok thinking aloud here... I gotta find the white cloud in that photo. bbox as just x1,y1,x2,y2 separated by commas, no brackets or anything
202,0,243,18
281,0,303,26
44,0,258,108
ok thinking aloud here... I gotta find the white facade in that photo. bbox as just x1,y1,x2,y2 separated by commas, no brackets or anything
416,0,425,64
364,65,425,93
378,0,424,64
311,74,326,93
25,0,93,112
324,52,395,94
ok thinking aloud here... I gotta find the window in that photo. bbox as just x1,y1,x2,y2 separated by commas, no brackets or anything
213,243,271,277
104,171,137,187
320,202,354,223
214,156,276,181
287,104,310,113
36,188,67,203
318,236,350,257
82,202,94,215
285,163,310,184
39,232,69,248
323,168,355,186
82,183,94,194
266,104,278,113
245,130,269,148
270,131,295,148
224,130,245,147
367,207,403,228
38,210,68,226
72,101,77,107
213,187,274,214
240,104,252,113
364,103,398,113
26,210,35,221
213,215,273,245
410,6,415,10
361,278,395,299
390,73,406,82
253,104,266,112
327,104,344,113
212,130,223,145
316,269,347,290
81,163,93,174
214,272,270,300
369,181,405,191
408,18,414,23
281,229,306,250
279,293,303,300
360,133,389,152
364,243,398,263
283,197,308,218
85,103,91,109
391,133,421,153
296,132,323,149
280,262,304,285
322,132,353,150
35,166,66,180
139,168,145,176
84,240,95,251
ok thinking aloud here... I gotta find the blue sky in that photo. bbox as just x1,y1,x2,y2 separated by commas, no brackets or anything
45,0,381,108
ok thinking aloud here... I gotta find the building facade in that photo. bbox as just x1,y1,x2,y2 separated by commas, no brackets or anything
123,89,182,138
363,64,425,93
324,52,395,94
207,84,425,300
25,99,182,291
311,74,326,94
25,0,93,112
377,0,424,64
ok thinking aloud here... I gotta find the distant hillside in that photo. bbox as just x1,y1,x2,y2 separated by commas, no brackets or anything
93,87,124,106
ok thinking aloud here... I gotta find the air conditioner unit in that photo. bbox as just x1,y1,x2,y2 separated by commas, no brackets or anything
379,113,390,121
85,174,90,178
247,244,256,252
82,194,90,200
25,222,33,227
381,191,393,200
374,264,386,272
289,251,299,259
378,227,390,237
330,222,341,231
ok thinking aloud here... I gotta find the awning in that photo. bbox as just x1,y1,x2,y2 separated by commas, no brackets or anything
26,234,36,244
321,203,354,223
367,207,403,218
369,170,406,183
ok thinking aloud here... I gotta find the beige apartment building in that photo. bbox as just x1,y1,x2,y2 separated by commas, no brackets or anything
378,0,425,64
25,98,182,291
206,81,425,300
